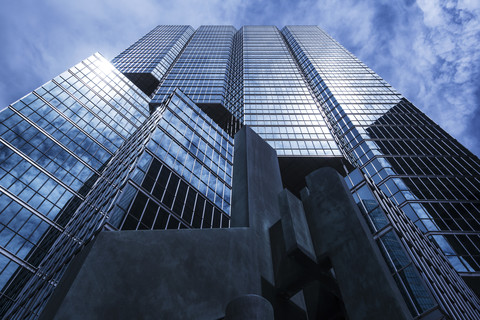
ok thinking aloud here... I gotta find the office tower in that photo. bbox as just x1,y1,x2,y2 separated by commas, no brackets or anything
0,25,479,319
282,25,480,288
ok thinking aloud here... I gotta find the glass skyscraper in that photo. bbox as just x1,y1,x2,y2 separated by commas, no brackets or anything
1,25,479,319
283,25,480,282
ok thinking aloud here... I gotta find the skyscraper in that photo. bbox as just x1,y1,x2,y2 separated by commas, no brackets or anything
0,25,479,319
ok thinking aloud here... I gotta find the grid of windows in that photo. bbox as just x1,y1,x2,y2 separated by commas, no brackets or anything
110,89,233,230
0,53,150,317
112,25,194,95
223,29,244,134
151,26,236,105
346,169,480,319
242,26,341,156
120,162,229,230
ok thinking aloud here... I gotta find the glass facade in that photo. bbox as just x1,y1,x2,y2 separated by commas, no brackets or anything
112,25,194,95
346,169,480,318
241,26,341,157
151,26,236,106
1,24,480,319
283,25,480,283
110,89,233,231
0,53,150,317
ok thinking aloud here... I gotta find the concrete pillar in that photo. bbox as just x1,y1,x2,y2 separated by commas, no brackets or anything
231,126,284,285
301,167,413,320
225,295,274,320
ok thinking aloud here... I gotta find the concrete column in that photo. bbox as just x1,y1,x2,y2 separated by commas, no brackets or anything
225,295,274,320
301,167,413,320
231,126,284,285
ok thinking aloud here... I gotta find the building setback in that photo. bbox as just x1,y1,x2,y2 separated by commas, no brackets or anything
0,25,479,319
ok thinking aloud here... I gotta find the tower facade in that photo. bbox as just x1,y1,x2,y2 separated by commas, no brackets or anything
282,25,480,289
0,25,479,319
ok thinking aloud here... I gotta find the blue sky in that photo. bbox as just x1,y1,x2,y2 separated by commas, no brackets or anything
1,0,479,156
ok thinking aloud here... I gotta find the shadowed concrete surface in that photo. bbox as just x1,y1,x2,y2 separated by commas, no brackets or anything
225,294,274,320
50,228,259,319
231,126,283,286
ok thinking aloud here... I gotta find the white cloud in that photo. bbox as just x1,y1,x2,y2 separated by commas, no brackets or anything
405,1,480,153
